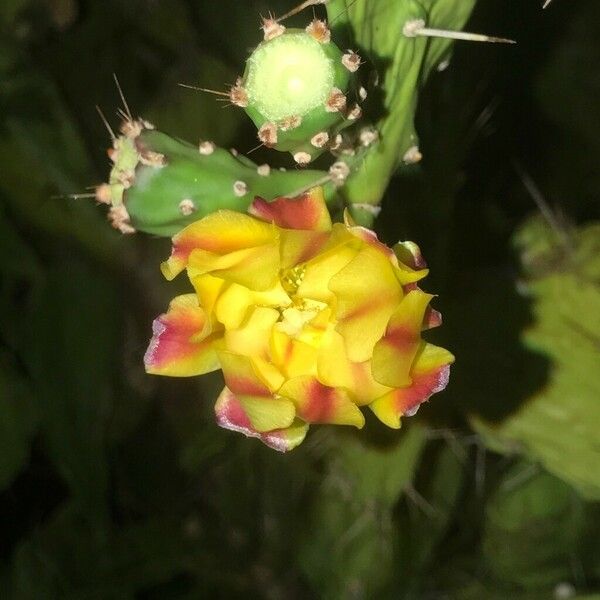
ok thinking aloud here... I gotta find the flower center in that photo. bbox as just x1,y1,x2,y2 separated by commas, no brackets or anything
280,265,306,296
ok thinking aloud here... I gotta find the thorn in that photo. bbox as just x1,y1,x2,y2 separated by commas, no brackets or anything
233,181,248,197
542,0,552,7
276,0,327,23
325,88,347,112
109,204,136,234
328,161,350,186
403,145,422,164
179,198,196,216
53,192,98,200
247,142,265,155
311,131,329,148
346,104,362,121
177,83,229,97
279,115,302,131
293,151,312,166
403,19,516,44
95,106,116,141
113,74,133,121
262,17,285,41
229,78,248,108
341,51,361,73
199,141,216,155
306,19,331,43
258,122,278,147
95,184,112,204
329,0,358,25
359,127,378,147
512,160,574,253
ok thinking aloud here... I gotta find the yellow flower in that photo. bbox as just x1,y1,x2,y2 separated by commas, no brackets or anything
144,188,454,451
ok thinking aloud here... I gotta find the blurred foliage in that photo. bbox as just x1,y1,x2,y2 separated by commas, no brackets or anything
1,0,600,598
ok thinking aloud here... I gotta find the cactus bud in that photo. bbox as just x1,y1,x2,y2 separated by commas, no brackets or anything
239,26,363,163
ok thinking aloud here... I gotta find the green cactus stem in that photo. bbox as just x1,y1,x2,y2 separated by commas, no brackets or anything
232,19,363,165
95,119,335,237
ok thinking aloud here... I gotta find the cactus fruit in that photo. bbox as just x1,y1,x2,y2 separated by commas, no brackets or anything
95,118,333,237
232,19,363,165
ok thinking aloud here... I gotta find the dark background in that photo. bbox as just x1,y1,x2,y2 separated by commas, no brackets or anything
1,0,599,598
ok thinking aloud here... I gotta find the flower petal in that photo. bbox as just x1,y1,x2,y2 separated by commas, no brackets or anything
270,328,319,379
144,294,221,376
371,289,434,388
187,240,280,291
162,210,278,280
249,187,332,232
369,343,454,429
278,376,365,428
215,387,308,451
190,273,225,323
225,306,280,362
317,329,390,405
218,351,293,431
329,245,403,362
215,282,291,330
280,229,329,270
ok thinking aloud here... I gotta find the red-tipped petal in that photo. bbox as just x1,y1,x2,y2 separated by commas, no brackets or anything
369,343,454,428
162,210,278,279
278,376,365,427
144,294,221,376
215,387,308,451
249,187,332,232
371,289,433,388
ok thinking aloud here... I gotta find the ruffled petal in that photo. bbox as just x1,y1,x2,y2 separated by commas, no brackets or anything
218,351,293,432
270,328,319,379
371,289,434,388
187,240,280,291
317,329,390,405
215,387,308,451
249,187,332,232
215,282,291,330
278,376,365,428
225,306,280,362
144,294,221,376
280,229,329,270
190,273,225,322
369,343,455,429
162,210,278,280
329,245,403,362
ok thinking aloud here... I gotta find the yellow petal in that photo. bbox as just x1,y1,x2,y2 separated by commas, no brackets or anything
218,351,293,432
225,306,280,361
278,376,365,428
270,328,319,379
144,294,221,376
317,329,390,405
329,244,403,362
371,289,433,388
369,343,454,429
190,273,225,324
215,282,291,330
162,210,278,280
187,240,280,291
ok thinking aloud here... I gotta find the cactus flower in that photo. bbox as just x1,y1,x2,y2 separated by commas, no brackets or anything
144,188,453,451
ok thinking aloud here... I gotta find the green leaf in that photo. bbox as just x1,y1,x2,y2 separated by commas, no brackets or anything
473,219,600,499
